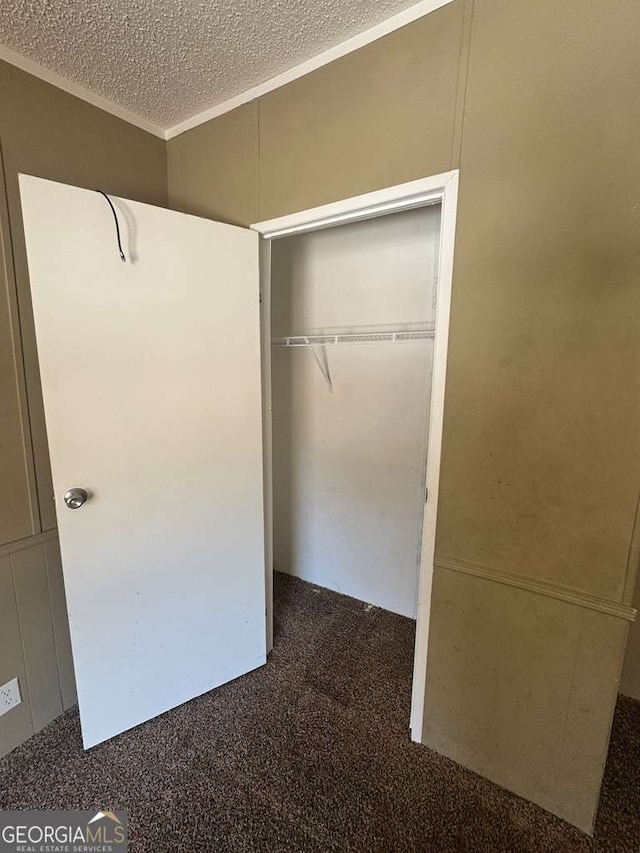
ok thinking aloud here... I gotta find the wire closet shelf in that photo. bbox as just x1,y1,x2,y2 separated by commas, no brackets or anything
272,328,435,347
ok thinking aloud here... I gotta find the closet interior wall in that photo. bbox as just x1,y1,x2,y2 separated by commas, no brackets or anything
270,205,441,618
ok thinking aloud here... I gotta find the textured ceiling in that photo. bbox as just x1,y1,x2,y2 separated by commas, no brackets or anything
0,0,425,128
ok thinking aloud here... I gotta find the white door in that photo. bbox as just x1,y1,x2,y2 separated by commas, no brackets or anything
19,175,266,749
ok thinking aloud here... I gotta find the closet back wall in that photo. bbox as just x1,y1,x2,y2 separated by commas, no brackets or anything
271,207,440,617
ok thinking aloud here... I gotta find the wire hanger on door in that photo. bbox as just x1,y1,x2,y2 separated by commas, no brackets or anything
95,190,126,262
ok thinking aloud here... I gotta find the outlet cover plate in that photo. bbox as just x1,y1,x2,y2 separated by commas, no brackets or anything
0,677,21,715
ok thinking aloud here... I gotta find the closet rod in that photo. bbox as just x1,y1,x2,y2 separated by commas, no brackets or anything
272,330,435,347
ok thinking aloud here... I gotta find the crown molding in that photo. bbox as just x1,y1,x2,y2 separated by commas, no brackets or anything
0,44,166,139
164,0,454,139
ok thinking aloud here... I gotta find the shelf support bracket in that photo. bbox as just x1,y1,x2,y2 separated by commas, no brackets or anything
307,341,333,393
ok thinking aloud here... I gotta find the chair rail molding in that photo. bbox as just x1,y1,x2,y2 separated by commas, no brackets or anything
0,528,58,558
435,555,637,622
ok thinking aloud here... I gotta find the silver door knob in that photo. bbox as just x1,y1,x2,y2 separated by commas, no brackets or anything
63,488,88,509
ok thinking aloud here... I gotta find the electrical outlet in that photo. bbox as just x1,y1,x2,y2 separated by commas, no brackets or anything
0,677,21,716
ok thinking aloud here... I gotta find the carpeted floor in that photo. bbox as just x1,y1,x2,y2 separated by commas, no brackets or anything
1,572,639,852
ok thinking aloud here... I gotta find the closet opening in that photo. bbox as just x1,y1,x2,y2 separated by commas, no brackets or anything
253,174,459,740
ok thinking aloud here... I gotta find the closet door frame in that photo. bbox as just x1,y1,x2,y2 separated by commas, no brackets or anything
251,170,459,743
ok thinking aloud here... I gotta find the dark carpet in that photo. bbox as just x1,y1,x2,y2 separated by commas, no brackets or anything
1,572,639,852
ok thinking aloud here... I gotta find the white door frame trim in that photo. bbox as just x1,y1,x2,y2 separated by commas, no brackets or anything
251,170,459,742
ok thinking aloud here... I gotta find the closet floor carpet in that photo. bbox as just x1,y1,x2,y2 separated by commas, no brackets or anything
1,572,639,852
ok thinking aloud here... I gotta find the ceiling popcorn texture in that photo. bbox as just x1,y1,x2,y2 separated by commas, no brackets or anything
0,0,424,128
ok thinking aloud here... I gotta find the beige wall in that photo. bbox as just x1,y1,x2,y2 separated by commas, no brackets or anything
168,102,258,227
426,567,629,830
0,534,76,756
0,60,166,757
438,0,640,602
167,0,639,833
0,60,167,538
